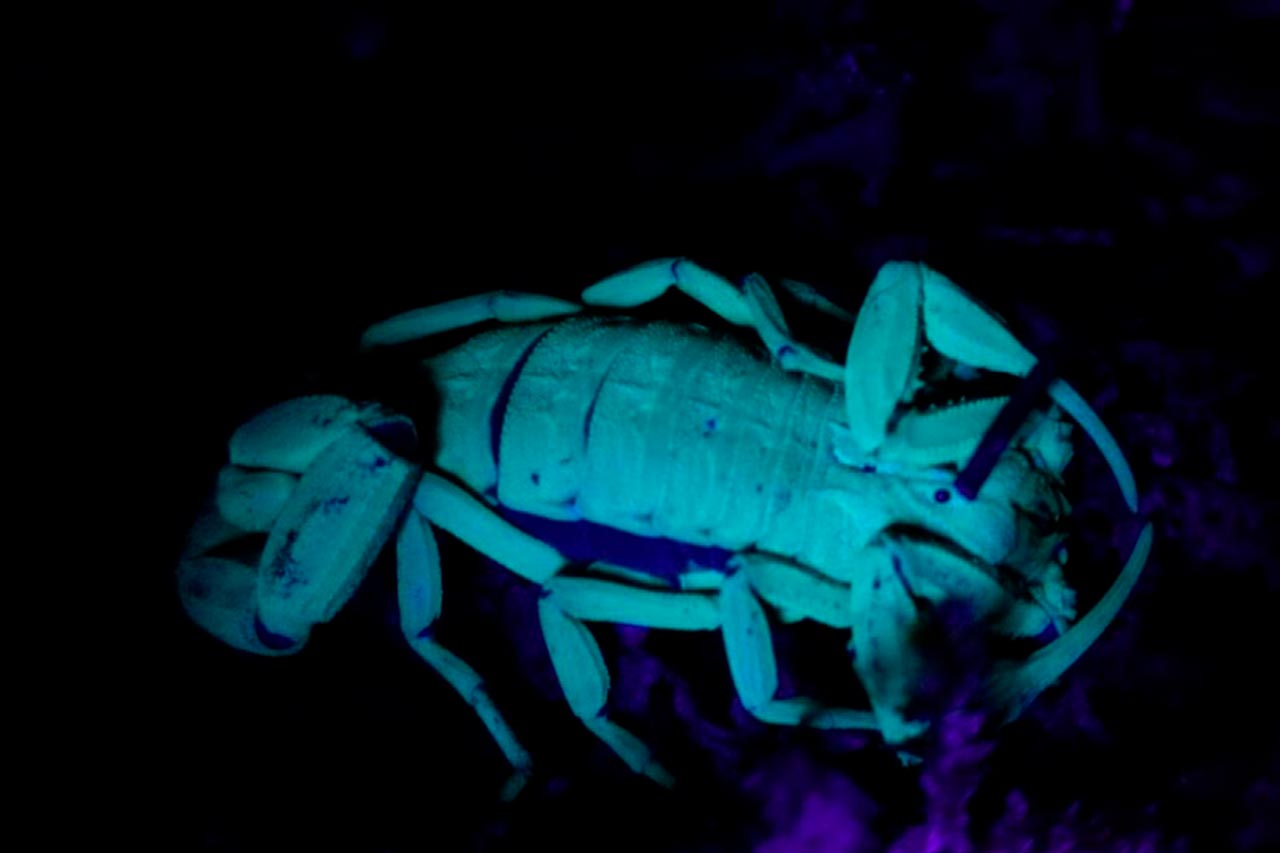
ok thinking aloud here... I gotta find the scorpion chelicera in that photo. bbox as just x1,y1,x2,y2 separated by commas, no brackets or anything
178,258,1152,798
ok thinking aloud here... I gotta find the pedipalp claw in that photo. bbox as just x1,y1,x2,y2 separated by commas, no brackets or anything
918,264,1036,377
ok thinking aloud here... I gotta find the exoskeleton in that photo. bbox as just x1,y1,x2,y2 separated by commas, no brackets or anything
178,258,1151,797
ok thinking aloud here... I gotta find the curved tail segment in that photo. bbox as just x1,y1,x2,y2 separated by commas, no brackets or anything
985,521,1154,723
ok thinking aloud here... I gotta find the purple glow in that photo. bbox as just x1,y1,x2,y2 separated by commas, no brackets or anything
747,752,880,853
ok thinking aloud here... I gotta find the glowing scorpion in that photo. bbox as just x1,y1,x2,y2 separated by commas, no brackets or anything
178,258,1152,798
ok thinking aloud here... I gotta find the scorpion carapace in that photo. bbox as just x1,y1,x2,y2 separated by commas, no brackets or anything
178,258,1152,796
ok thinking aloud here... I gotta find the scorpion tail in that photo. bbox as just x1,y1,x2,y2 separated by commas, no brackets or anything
984,521,1153,723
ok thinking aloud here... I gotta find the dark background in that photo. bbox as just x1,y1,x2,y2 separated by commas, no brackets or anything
21,1,1276,850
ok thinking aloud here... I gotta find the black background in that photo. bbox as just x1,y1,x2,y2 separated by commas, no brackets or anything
20,1,1277,850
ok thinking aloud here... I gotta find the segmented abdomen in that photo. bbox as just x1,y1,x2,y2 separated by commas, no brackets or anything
427,317,842,560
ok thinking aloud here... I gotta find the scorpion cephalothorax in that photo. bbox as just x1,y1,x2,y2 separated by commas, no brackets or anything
178,258,1151,795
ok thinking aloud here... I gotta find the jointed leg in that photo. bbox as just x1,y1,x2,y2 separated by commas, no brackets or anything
736,551,853,627
546,575,721,631
720,567,878,730
361,292,581,349
412,473,567,585
582,258,843,381
741,274,845,381
396,511,534,800
581,257,753,325
846,538,935,746
412,476,685,786
777,276,856,324
538,591,676,787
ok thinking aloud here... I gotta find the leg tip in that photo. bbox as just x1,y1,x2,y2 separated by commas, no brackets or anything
498,768,532,802
643,760,676,790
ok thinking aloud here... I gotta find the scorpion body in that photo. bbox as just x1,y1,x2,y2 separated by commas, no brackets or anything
178,259,1151,796
433,315,1073,633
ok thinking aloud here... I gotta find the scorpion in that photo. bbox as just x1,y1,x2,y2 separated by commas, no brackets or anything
178,258,1152,798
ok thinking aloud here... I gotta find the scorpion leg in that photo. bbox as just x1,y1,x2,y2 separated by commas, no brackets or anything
582,258,844,381
777,276,856,324
361,292,581,349
546,576,721,630
538,594,677,787
847,531,1081,745
411,473,567,584
741,273,845,381
846,539,938,745
583,559,725,593
720,566,879,730
396,510,534,801
409,477,683,785
738,552,853,629
581,257,753,325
